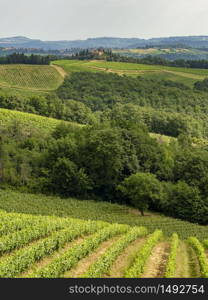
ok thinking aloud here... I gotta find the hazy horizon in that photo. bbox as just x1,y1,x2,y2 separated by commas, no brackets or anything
1,34,208,42
0,0,208,40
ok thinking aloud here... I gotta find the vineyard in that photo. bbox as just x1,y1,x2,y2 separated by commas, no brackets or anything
0,209,207,278
0,108,80,135
0,64,63,91
0,190,208,241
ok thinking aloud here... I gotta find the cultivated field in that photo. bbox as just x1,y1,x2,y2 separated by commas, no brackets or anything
0,64,63,91
0,108,62,134
0,190,207,240
0,208,207,278
0,108,80,135
52,59,208,86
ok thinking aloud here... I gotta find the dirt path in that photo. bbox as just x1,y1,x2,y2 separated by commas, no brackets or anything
20,237,84,277
175,241,201,278
175,242,192,278
88,65,158,76
107,238,146,278
142,242,170,278
51,64,67,78
63,236,120,278
164,70,204,80
88,65,205,80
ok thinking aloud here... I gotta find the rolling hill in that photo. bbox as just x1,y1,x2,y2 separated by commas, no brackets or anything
52,59,208,87
114,47,208,61
0,57,207,279
2,35,208,49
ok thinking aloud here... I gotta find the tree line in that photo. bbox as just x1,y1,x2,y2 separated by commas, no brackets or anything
0,53,55,65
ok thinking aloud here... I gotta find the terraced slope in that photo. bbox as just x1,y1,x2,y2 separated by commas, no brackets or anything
0,210,207,278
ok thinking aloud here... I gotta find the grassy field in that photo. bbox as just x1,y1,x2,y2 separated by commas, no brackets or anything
0,64,63,92
52,59,208,87
0,192,207,278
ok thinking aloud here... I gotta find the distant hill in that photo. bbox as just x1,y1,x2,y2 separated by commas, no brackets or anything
2,35,208,50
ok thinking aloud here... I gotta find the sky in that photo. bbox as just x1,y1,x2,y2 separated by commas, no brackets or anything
0,0,208,40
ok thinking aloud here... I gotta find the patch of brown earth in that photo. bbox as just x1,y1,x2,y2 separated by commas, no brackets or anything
142,242,170,278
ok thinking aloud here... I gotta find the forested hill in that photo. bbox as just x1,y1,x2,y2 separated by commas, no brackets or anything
2,35,208,49
1,64,208,225
56,72,208,139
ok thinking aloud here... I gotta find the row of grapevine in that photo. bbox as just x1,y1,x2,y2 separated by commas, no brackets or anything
83,226,148,278
164,233,179,278
203,240,208,249
125,230,163,278
0,64,63,90
28,224,129,278
1,189,208,240
187,237,208,278
0,217,86,255
0,108,80,137
0,220,107,278
0,210,85,238
0,213,48,237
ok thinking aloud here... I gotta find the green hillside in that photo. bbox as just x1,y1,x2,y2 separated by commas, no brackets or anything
0,108,80,135
0,59,208,279
0,108,61,133
0,64,63,92
0,190,207,240
52,59,208,87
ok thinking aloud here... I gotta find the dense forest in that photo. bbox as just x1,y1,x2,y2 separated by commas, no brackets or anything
57,72,208,138
0,71,208,225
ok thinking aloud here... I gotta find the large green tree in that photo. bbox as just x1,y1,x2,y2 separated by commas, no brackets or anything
118,172,163,216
